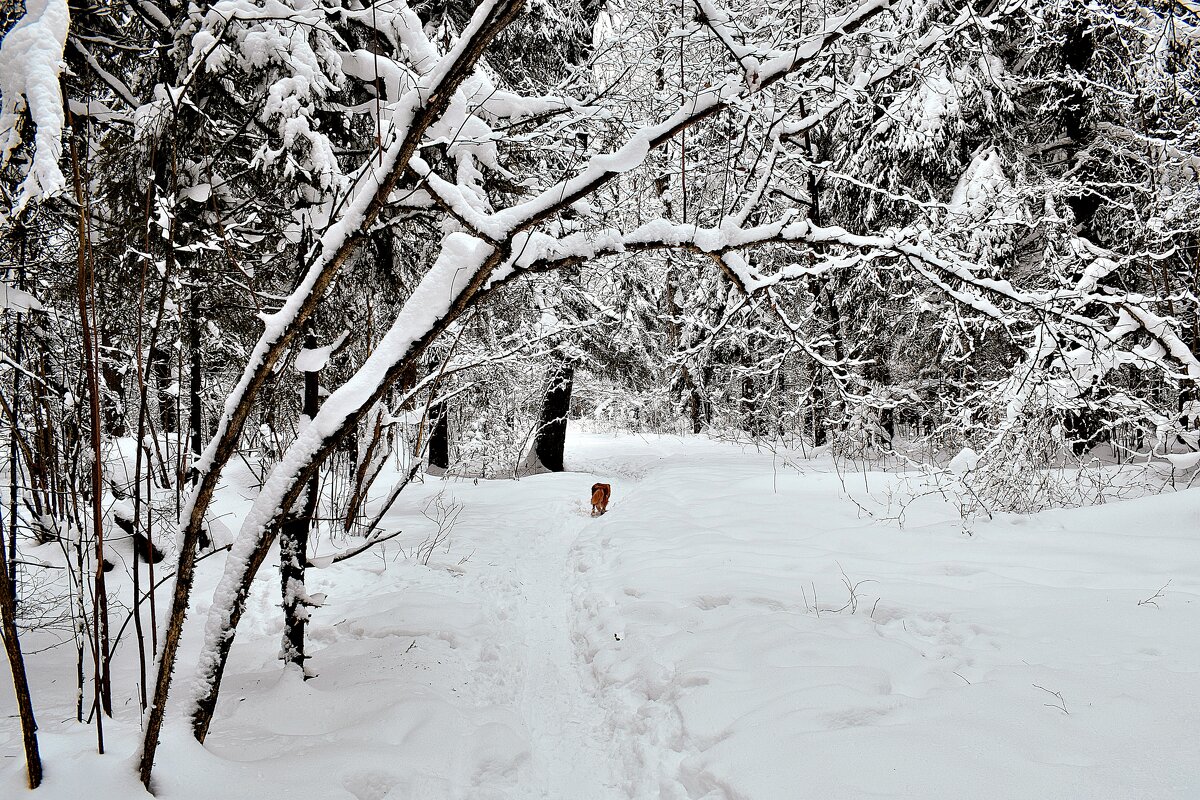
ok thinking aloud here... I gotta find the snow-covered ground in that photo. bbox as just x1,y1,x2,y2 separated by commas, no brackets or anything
3,431,1199,799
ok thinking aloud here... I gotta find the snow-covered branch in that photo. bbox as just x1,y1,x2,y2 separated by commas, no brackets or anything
140,0,528,780
0,0,70,215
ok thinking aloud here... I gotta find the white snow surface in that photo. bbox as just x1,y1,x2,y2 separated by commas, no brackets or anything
948,447,980,476
3,431,1199,799
0,278,45,312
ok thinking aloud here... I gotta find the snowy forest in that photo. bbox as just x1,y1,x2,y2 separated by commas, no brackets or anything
1,0,1198,797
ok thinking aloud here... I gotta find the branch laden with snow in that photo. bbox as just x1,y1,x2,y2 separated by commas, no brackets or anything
185,0,907,740
0,0,70,216
140,0,528,781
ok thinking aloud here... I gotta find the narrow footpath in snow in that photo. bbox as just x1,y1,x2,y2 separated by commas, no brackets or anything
503,487,625,799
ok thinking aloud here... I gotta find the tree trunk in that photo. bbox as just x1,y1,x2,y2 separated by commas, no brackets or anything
799,106,846,447
1058,24,1110,455
530,364,574,472
8,267,22,589
427,400,450,473
280,333,321,674
150,344,175,434
188,277,204,479
71,121,113,737
0,537,42,788
811,381,829,447
100,329,128,437
686,367,704,434
186,273,212,550
738,338,769,438
140,7,526,783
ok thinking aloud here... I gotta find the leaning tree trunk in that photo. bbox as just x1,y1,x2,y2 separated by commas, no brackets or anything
138,5,527,784
280,333,321,675
528,363,574,473
0,530,42,788
181,0,890,757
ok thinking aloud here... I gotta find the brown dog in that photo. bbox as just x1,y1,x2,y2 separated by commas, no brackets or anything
590,483,611,516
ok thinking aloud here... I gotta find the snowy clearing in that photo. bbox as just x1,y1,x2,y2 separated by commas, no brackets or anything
3,430,1199,799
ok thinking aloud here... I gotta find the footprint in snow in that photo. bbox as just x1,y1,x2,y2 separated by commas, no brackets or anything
341,769,402,800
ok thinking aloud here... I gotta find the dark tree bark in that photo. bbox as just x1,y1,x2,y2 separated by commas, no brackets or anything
685,368,705,435
427,400,450,472
398,360,419,410
662,265,706,434
186,269,212,550
810,382,829,447
8,263,22,589
187,274,204,478
800,110,847,446
1058,23,1112,455
531,364,574,472
100,329,128,437
737,337,770,438
0,537,42,788
880,406,895,443
1064,392,1112,457
70,119,114,736
280,333,321,674
150,344,175,434
699,364,715,427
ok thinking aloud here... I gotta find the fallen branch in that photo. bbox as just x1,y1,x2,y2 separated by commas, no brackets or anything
308,528,405,568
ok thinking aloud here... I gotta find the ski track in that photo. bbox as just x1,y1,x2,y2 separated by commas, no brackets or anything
503,493,625,799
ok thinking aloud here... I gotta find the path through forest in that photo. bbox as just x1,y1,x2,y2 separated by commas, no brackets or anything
503,475,626,799
3,431,1199,800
